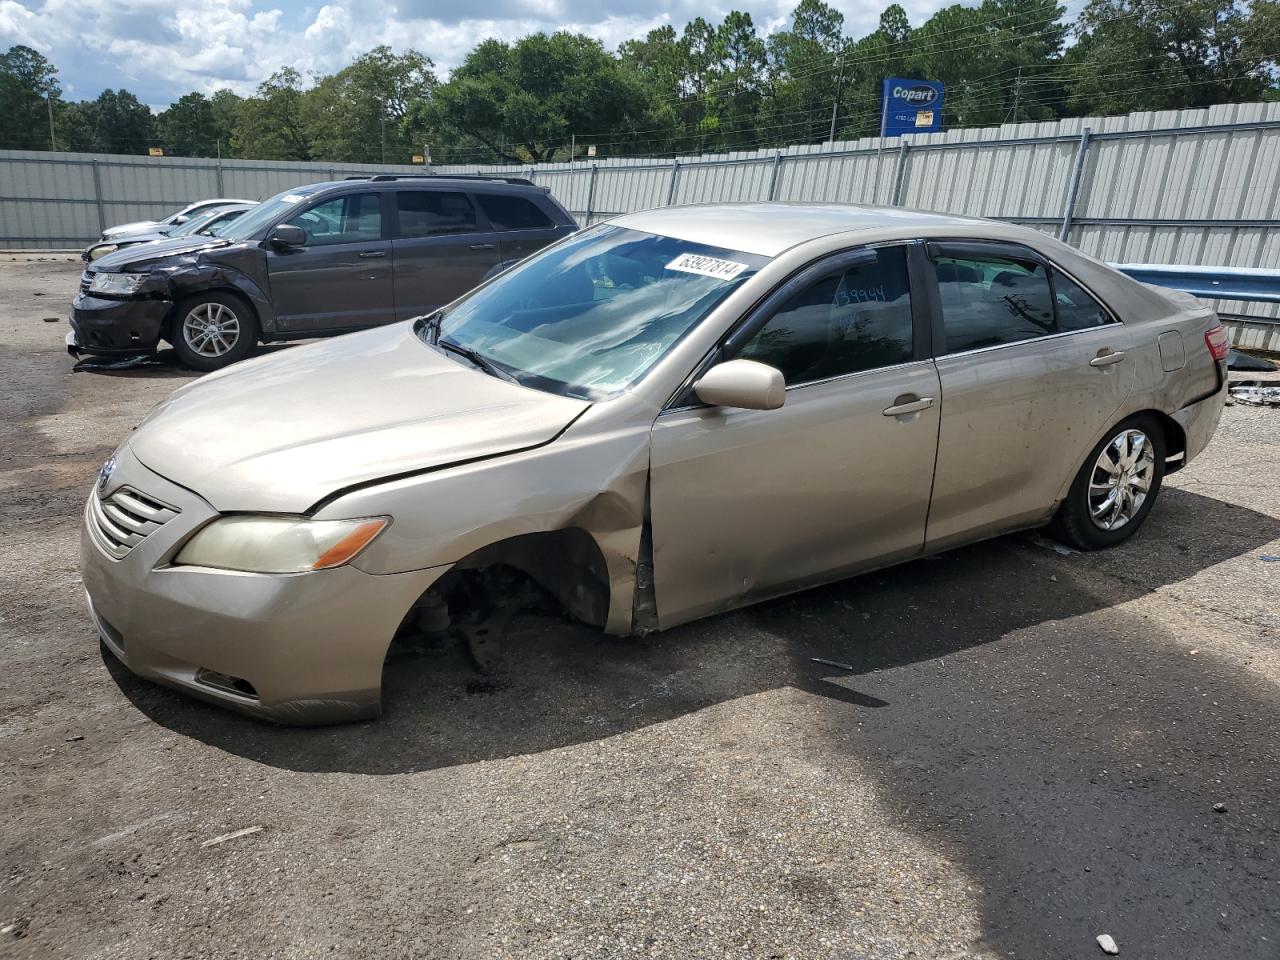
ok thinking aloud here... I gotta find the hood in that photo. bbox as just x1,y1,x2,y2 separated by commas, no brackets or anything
91,235,232,271
102,219,163,240
127,323,590,513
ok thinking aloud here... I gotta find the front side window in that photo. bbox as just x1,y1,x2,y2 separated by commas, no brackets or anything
396,191,479,238
737,246,914,385
932,248,1055,353
287,193,382,246
427,224,769,400
475,193,554,231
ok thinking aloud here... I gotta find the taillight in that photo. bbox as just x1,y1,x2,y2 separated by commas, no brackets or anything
1204,324,1230,362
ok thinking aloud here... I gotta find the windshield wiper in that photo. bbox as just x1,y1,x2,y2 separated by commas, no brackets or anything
417,308,445,343
437,337,516,382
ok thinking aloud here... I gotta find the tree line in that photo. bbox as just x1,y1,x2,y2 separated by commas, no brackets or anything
2,0,1278,166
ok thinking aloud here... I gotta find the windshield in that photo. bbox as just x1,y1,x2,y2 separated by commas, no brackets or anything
218,189,315,242
168,208,229,237
426,224,769,401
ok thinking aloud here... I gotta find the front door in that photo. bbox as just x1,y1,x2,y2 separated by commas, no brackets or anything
266,191,394,333
648,244,941,628
389,189,500,320
923,240,1135,550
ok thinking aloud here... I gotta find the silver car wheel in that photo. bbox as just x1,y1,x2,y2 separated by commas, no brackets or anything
1088,428,1156,531
182,302,241,358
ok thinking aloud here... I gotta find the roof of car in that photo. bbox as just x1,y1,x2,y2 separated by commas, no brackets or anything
611,202,994,257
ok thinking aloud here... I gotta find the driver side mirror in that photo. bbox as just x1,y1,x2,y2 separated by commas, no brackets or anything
172,215,190,225
694,358,785,411
269,224,307,248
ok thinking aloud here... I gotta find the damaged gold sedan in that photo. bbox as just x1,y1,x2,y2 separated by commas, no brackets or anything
81,204,1229,723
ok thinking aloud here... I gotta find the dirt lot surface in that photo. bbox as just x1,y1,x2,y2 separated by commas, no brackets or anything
1,255,1278,960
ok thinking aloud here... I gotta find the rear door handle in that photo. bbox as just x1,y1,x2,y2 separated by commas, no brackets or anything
469,243,496,251
358,251,386,259
1090,350,1125,367
882,396,935,417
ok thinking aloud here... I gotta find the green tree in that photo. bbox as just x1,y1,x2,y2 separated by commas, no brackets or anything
304,46,436,162
1067,0,1274,113
761,0,846,145
426,32,666,162
232,68,312,160
158,92,218,156
0,45,59,150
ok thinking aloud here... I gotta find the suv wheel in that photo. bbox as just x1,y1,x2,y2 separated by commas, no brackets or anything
172,292,258,372
1048,414,1166,550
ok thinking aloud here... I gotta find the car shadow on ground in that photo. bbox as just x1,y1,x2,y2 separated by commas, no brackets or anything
70,343,298,379
106,485,1280,956
107,486,1279,780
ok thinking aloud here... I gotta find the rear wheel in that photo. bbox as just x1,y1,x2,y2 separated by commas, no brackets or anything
1048,415,1166,550
172,291,258,372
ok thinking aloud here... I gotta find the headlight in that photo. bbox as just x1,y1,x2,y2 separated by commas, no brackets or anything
174,516,389,574
89,272,147,296
87,243,118,261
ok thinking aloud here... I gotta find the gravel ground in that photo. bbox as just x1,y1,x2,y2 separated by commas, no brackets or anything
1,255,1277,960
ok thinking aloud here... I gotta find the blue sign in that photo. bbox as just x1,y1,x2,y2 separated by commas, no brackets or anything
880,78,945,137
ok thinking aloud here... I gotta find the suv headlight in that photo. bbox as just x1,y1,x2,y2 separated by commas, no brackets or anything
89,272,147,296
87,243,118,261
174,516,389,574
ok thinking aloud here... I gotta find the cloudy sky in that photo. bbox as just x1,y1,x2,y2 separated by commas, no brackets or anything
0,0,957,108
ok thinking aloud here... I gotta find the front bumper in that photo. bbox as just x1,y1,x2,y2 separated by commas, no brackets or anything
69,292,172,355
80,445,446,724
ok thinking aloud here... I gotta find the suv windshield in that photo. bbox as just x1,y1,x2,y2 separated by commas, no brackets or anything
218,189,316,242
426,224,769,400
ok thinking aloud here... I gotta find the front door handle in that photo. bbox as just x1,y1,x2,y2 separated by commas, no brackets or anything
1090,349,1125,367
882,395,936,417
358,251,386,259
469,243,496,251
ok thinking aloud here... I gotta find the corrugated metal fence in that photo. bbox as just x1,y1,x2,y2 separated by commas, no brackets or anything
437,100,1280,324
0,152,419,248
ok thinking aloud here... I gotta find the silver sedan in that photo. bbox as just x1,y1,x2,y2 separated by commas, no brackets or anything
80,204,1229,723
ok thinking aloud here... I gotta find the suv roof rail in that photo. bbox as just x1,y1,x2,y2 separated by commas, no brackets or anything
341,174,535,187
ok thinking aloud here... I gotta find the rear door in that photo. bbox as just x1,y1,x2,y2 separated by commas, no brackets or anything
390,189,500,320
266,191,394,333
923,239,1134,550
472,192,563,267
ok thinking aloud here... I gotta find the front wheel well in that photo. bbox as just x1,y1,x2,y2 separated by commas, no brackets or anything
164,287,259,344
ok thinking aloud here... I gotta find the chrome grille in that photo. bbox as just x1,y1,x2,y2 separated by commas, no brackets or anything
88,486,180,560
79,271,92,295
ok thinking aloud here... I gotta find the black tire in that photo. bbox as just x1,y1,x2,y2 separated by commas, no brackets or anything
1048,414,1166,551
171,291,259,372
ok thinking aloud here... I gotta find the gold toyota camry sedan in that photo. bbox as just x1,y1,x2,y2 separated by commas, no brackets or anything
81,203,1229,724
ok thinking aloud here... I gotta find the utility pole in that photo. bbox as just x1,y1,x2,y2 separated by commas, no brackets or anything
380,109,386,164
46,87,56,151
828,53,844,144
570,133,576,166
1012,66,1023,123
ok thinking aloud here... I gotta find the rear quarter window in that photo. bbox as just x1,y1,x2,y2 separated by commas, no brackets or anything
475,194,555,231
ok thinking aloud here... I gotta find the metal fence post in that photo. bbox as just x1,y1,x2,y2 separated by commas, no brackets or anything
891,140,910,206
1059,127,1092,242
767,152,783,201
666,158,681,205
90,159,106,233
585,163,598,224
215,160,225,196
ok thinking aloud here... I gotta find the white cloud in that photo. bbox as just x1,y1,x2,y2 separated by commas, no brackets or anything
0,0,967,105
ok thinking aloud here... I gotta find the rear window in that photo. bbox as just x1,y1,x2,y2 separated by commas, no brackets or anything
476,194,555,231
397,191,479,238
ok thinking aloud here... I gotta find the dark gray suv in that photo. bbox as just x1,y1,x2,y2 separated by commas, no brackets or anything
67,175,578,371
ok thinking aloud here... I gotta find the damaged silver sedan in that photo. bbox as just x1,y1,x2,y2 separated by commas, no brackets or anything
81,204,1229,724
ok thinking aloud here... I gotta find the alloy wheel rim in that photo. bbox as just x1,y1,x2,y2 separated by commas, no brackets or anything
182,303,240,358
1088,428,1155,531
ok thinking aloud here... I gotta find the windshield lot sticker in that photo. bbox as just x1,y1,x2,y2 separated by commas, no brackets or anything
666,253,749,281
281,194,306,204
